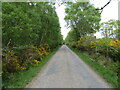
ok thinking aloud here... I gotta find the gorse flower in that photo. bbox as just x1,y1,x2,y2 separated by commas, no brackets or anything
33,59,40,65
90,41,96,48
20,67,26,70
109,43,114,46
73,37,120,61
3,43,51,73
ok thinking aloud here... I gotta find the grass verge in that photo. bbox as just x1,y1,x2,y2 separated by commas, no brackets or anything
3,47,59,88
70,47,118,88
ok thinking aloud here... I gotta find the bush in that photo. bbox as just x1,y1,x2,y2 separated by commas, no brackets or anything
2,43,51,80
2,50,21,73
71,37,120,62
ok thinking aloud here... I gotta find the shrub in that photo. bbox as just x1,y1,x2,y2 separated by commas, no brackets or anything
2,44,51,80
70,37,120,62
2,50,21,73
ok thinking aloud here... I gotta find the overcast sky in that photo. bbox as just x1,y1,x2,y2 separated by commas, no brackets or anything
55,0,118,39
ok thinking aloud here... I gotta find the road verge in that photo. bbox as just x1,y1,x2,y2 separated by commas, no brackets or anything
2,47,59,88
69,47,118,88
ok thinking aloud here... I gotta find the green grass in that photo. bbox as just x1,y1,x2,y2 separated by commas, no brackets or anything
3,47,59,88
70,47,118,88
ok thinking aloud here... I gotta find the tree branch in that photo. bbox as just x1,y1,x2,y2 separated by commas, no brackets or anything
96,0,112,11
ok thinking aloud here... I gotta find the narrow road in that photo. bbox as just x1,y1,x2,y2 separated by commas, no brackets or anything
26,45,110,88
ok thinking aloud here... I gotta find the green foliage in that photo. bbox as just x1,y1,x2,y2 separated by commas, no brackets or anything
65,2,100,41
2,2,63,48
100,20,120,39
2,44,51,75
68,37,120,88
65,2,120,88
2,48,59,88
65,28,78,43
2,50,21,73
70,37,120,62
2,2,63,88
70,47,118,88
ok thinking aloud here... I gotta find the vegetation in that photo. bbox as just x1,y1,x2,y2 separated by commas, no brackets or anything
2,1,120,89
69,37,120,62
70,47,118,88
2,2,63,48
65,2,120,88
65,2,100,41
2,2,63,88
2,48,59,88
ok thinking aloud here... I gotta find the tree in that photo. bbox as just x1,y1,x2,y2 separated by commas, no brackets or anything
65,28,78,43
65,2,100,41
100,20,120,40
2,2,63,48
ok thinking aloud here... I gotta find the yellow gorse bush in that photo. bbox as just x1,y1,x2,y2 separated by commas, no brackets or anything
90,41,96,48
2,43,51,73
33,44,50,60
92,39,120,48
73,37,120,61
20,66,26,70
109,40,120,47
33,59,40,65
2,50,22,72
89,39,120,49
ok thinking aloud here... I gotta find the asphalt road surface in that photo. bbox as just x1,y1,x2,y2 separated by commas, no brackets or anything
26,45,111,88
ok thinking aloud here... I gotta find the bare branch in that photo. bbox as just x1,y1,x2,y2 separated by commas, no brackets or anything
100,9,103,14
96,0,112,10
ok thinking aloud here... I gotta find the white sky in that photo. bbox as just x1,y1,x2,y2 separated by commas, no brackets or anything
55,0,118,39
